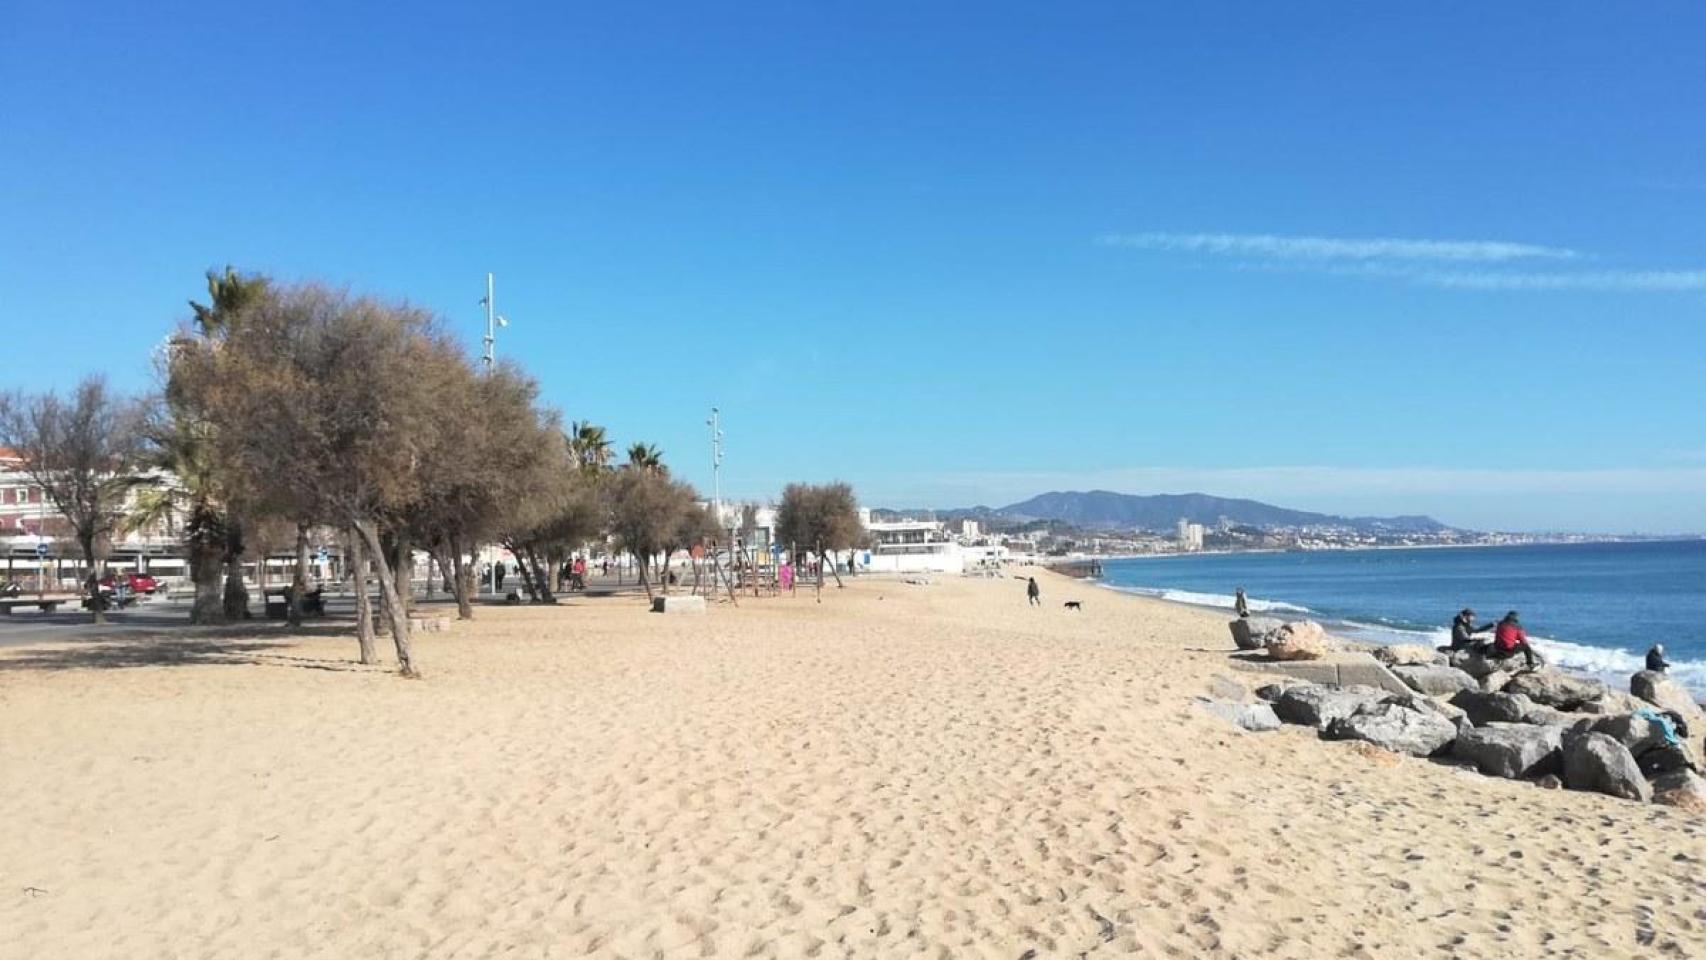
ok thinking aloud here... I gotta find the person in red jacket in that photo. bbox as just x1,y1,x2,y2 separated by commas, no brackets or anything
1490,611,1539,670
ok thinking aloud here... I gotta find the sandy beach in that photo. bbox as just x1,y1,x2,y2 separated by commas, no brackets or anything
3,569,1703,959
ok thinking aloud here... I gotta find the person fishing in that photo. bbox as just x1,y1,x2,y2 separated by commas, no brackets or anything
1449,608,1494,651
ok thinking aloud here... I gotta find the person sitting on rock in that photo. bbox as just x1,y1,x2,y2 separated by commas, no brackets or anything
1234,588,1250,618
1449,608,1493,651
1487,611,1539,670
1646,644,1672,673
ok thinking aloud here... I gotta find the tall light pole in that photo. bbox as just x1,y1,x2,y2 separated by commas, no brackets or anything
479,272,509,369
708,407,723,523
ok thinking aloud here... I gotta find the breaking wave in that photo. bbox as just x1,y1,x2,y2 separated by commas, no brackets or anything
1102,585,1311,614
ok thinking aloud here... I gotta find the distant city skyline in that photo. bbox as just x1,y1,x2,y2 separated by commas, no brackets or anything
4,3,1703,533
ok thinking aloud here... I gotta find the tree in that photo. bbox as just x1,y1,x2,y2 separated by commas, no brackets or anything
130,406,227,623
0,377,148,623
568,421,613,474
625,442,664,474
184,282,448,675
604,462,699,599
775,481,865,588
171,266,276,621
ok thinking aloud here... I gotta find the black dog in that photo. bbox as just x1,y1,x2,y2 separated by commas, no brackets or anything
1063,601,1082,611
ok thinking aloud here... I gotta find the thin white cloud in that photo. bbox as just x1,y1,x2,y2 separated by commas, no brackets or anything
1421,269,1706,292
1099,231,1580,263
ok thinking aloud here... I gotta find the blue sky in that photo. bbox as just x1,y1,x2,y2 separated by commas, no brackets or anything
4,2,1704,532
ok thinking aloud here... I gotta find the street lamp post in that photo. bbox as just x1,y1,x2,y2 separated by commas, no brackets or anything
480,272,509,369
708,407,723,523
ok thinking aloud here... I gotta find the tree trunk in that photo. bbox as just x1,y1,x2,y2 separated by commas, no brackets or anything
822,540,845,588
288,522,309,628
527,547,556,604
392,532,412,618
448,535,473,620
659,549,674,596
349,527,377,664
79,533,105,624
637,556,654,599
506,540,539,601
221,519,249,620
188,536,225,625
356,520,415,677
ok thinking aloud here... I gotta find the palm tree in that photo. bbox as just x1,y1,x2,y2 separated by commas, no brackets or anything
625,442,665,474
132,413,228,623
568,420,613,474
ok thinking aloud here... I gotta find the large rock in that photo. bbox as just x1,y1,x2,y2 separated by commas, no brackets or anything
1229,616,1281,651
1450,690,1536,727
1636,741,1701,778
1196,698,1282,732
1560,731,1651,802
1372,644,1446,668
1520,704,1576,727
1324,701,1458,757
1503,670,1606,711
1630,670,1705,725
1271,684,1391,731
1449,648,1524,680
1453,723,1564,779
1577,690,1645,715
1651,770,1706,812
1574,714,1671,758
1265,620,1329,661
1392,664,1478,697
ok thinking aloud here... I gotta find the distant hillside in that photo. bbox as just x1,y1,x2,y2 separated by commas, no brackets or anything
922,490,1453,534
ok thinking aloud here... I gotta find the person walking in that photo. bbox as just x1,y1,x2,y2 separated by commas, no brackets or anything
494,562,506,593
1026,577,1041,607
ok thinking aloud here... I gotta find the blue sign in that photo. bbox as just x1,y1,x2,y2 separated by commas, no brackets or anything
770,543,781,556
35,543,48,558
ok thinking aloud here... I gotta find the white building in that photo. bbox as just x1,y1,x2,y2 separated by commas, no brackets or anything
1176,518,1205,551
864,518,965,573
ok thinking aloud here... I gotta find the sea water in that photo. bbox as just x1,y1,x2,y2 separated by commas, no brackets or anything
1098,540,1706,698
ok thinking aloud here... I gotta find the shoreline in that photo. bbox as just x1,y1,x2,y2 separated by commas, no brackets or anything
1088,573,1706,705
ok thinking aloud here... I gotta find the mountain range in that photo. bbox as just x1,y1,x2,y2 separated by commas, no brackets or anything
907,490,1455,534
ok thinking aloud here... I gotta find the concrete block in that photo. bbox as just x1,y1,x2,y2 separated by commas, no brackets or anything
651,595,706,614
1229,651,1412,695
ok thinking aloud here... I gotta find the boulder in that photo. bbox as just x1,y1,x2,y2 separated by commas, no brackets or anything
1372,644,1447,668
1478,672,1513,694
1324,701,1458,757
1453,723,1564,779
1392,664,1478,697
1560,731,1651,802
1196,698,1282,733
1449,648,1523,680
1449,690,1536,727
1265,621,1329,661
1577,690,1645,715
1574,714,1670,758
1651,769,1706,812
1228,618,1271,651
1503,670,1606,711
1270,684,1391,731
1520,704,1576,727
1254,681,1304,702
1636,742,1701,779
1630,670,1705,726
1266,636,1327,662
